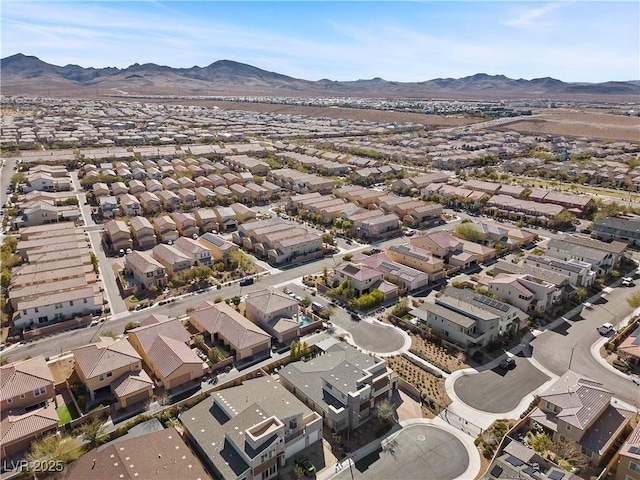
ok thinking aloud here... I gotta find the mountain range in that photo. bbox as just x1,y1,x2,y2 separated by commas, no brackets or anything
2,53,639,101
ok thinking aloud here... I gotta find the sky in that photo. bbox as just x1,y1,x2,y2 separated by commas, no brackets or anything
2,1,639,83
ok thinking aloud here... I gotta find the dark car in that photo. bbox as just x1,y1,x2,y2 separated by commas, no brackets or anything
294,457,317,476
350,312,361,321
499,357,515,370
239,276,254,286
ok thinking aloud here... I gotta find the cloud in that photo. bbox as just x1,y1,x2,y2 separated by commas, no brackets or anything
503,3,564,29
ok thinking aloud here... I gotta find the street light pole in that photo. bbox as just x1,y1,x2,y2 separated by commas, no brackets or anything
568,343,578,371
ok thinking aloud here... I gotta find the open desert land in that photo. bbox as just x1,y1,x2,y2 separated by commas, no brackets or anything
490,109,640,142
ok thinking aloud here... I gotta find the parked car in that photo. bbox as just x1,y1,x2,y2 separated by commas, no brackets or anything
350,312,361,321
239,276,254,286
499,357,515,369
125,248,132,255
597,323,615,336
621,277,635,287
294,457,316,477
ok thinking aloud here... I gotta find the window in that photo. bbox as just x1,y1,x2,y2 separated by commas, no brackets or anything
34,387,46,397
84,298,87,304
630,462,640,474
6,397,12,404
565,423,571,431
20,393,26,399
99,375,104,381
69,301,74,306
106,372,113,378
35,307,39,313
289,419,297,430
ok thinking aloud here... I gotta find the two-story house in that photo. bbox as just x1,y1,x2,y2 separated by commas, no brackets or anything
173,236,213,267
245,288,300,344
529,371,632,465
171,211,199,238
72,336,153,408
153,215,179,244
280,339,398,432
151,244,192,276
124,251,167,289
0,356,58,456
180,376,323,480
129,216,157,250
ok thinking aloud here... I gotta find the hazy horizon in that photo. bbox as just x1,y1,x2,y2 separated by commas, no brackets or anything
2,1,639,84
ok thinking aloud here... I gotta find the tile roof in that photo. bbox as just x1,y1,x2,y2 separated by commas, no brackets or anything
146,335,202,378
129,317,190,352
56,426,208,480
0,356,54,401
111,369,154,398
245,288,299,315
190,303,270,351
0,401,58,445
72,337,141,380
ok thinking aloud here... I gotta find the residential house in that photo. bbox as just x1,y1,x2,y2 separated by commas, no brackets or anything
386,244,446,281
231,202,257,224
215,206,238,231
124,251,167,289
593,216,640,247
194,208,219,233
178,188,197,209
111,181,128,196
173,236,213,267
488,273,556,313
72,337,152,408
229,183,252,203
171,211,199,238
152,244,192,276
403,204,443,228
127,316,204,391
280,338,398,432
615,422,640,480
189,302,271,361
145,179,163,193
153,215,179,244
331,261,398,301
529,371,632,465
195,186,216,205
411,231,478,269
98,195,118,218
357,254,430,292
92,182,110,198
161,176,180,191
354,213,402,241
0,356,58,456
199,232,238,265
58,426,209,480
409,289,502,354
491,260,572,304
118,193,141,217
181,376,323,480
523,255,595,288
139,191,161,214
105,219,133,252
268,234,324,267
157,189,181,210
245,289,300,344
546,239,616,277
127,179,145,195
129,216,157,250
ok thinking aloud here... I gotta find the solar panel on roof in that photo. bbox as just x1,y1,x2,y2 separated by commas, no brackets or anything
629,446,640,455
548,470,565,480
505,456,524,467
489,465,503,478
523,466,541,479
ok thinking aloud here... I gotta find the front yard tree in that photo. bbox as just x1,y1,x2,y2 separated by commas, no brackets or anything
28,433,81,465
80,418,106,450
453,223,484,243
628,291,640,309
230,250,253,276
375,399,394,424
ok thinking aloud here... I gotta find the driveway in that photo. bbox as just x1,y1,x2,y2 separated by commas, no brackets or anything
330,424,469,480
453,352,550,413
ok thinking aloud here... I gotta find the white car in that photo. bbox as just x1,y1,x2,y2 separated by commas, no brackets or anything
621,277,634,287
597,323,615,336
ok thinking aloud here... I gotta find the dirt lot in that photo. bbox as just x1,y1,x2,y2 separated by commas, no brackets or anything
492,108,640,142
48,357,76,384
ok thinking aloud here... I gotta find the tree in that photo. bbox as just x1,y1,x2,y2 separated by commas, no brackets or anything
27,433,81,465
574,286,588,303
454,223,485,243
375,399,394,424
554,437,590,472
193,334,204,347
209,347,224,362
300,295,312,308
322,265,330,284
342,253,353,262
293,465,305,480
123,321,139,333
322,233,335,248
628,291,640,309
530,433,553,453
230,249,253,275
391,297,409,317
80,418,106,450
341,220,351,236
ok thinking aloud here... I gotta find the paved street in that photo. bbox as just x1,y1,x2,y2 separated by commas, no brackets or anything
530,284,639,405
453,351,551,413
330,424,469,480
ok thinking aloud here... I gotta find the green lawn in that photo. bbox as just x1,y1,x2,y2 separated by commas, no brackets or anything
56,403,79,425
